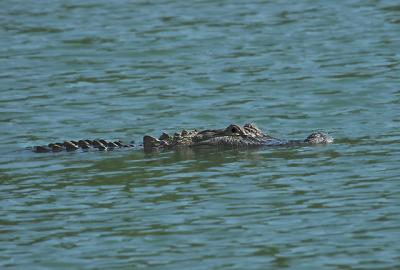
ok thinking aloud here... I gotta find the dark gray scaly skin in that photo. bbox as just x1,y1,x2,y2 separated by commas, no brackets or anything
32,123,333,153
32,139,134,153
144,123,333,150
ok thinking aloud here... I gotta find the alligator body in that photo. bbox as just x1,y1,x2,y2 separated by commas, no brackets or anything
32,123,333,153
143,123,333,150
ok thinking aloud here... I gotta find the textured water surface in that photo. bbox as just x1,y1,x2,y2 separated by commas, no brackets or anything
1,0,399,269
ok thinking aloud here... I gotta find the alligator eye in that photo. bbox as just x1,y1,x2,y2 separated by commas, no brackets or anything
231,127,238,133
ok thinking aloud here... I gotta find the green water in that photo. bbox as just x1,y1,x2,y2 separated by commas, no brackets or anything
1,1,399,269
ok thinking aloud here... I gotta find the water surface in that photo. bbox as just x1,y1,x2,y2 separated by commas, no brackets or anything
1,0,399,269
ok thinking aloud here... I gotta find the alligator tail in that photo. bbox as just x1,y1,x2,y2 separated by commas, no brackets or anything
32,139,134,153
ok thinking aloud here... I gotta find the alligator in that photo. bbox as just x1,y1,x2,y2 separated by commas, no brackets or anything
31,123,333,153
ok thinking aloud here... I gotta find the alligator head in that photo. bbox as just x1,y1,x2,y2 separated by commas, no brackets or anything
143,123,333,150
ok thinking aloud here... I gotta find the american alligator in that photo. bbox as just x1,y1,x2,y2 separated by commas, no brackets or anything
31,123,333,153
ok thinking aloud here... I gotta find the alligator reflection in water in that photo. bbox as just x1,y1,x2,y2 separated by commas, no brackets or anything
31,123,333,153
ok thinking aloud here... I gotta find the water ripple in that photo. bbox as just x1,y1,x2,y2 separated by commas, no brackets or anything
1,0,399,269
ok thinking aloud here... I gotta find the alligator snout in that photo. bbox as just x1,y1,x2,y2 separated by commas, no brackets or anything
304,132,333,144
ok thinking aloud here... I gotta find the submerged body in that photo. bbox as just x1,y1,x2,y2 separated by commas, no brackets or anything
32,123,332,153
